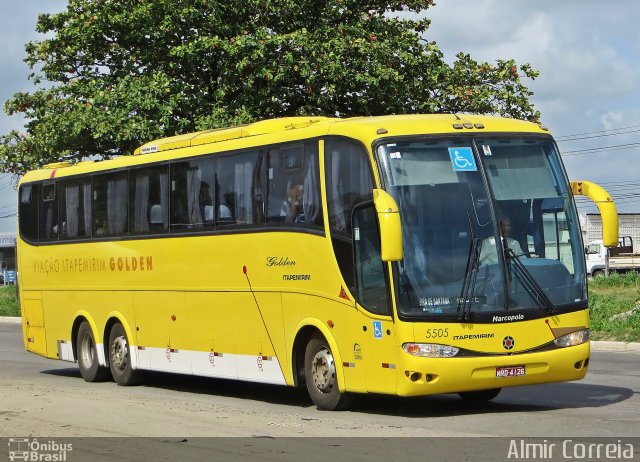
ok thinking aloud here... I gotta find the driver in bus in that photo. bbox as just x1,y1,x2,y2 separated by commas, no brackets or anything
479,215,524,265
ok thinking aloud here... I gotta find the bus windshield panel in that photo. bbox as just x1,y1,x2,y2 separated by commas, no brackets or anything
377,136,586,320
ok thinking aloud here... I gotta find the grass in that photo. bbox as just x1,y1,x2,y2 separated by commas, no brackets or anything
588,272,640,342
1,274,638,342
0,285,20,317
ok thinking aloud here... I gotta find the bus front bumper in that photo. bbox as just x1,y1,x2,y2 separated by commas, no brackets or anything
395,342,590,397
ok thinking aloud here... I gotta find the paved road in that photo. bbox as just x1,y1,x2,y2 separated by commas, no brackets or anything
1,321,638,446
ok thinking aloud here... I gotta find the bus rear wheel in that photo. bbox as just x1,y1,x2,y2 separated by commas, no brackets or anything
458,388,501,401
108,323,141,386
304,334,350,410
76,321,110,382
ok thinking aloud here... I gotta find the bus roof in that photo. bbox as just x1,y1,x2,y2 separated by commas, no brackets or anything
20,114,549,183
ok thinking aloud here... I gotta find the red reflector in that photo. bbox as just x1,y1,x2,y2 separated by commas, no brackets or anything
338,286,350,300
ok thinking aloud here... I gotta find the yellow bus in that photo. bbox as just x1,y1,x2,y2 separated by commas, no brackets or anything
16,115,617,410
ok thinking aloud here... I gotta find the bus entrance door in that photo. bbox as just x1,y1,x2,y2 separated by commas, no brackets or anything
359,315,397,394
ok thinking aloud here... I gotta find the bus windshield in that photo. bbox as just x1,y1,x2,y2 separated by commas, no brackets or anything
377,136,586,320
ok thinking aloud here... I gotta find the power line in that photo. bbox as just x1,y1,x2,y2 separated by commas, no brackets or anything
596,180,640,186
557,128,640,143
556,123,640,142
561,142,640,156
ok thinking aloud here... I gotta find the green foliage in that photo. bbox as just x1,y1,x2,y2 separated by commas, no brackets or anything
588,272,640,342
588,270,640,288
2,0,540,174
0,286,20,317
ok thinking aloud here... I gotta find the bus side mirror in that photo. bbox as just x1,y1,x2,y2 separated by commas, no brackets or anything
373,189,403,262
570,180,619,247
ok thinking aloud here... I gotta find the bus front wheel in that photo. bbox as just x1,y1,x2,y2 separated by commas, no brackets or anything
458,388,501,401
108,323,141,386
304,334,350,411
76,321,110,382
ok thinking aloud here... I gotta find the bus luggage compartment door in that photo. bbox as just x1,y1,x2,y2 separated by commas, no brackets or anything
23,297,48,356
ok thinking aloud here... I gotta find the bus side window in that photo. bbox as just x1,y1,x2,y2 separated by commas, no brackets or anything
216,151,262,227
39,182,59,241
170,162,190,230
93,172,128,237
60,179,92,239
170,159,215,230
266,142,323,228
19,183,39,241
324,138,375,293
130,166,169,234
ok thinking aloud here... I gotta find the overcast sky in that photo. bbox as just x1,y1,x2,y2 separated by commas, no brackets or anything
1,1,640,233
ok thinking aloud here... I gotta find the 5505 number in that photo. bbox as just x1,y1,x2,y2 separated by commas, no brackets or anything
425,328,448,339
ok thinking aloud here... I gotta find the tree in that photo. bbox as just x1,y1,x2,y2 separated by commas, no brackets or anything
1,0,540,175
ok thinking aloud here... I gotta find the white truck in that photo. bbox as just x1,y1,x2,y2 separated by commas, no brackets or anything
585,236,640,276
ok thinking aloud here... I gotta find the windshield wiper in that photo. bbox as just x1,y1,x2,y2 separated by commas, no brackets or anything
458,214,481,321
504,246,555,313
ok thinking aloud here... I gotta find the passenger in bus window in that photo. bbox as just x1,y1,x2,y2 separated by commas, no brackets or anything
219,203,233,220
95,211,108,236
216,191,233,221
281,184,304,223
171,188,189,228
199,182,213,225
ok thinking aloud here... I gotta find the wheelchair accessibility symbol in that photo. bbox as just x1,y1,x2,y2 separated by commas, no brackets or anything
373,321,383,339
448,147,477,172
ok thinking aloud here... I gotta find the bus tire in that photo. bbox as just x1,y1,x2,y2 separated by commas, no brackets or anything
108,323,141,386
458,388,501,401
304,334,350,411
76,321,110,382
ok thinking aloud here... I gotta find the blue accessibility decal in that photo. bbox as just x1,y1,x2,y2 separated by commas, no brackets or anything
448,147,477,172
373,321,383,339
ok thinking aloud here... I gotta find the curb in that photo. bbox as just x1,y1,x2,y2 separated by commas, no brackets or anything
591,340,640,353
0,316,638,352
0,316,21,324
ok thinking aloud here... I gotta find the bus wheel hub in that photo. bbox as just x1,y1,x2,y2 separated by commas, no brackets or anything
111,336,128,370
311,347,335,393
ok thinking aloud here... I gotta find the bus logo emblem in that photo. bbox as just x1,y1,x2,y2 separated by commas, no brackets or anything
503,336,515,350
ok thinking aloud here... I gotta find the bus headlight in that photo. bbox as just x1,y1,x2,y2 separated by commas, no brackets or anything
553,329,590,347
402,343,459,358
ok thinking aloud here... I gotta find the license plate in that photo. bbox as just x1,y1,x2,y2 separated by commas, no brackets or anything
496,365,526,378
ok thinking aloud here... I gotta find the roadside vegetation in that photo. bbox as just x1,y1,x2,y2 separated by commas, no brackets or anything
0,285,20,317
588,272,640,342
1,275,638,341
